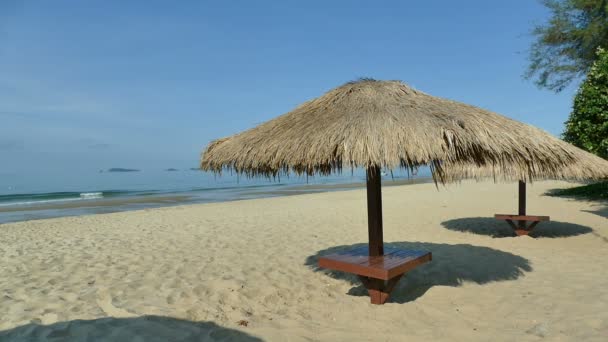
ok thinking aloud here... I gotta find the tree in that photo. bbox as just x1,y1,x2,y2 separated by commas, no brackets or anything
526,0,608,92
563,47,608,159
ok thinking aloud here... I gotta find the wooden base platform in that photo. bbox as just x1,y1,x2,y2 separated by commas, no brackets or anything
495,214,550,236
318,247,431,304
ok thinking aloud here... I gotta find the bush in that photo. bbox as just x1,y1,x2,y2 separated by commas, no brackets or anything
563,47,608,159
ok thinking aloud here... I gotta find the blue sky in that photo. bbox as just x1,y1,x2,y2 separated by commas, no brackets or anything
0,0,580,173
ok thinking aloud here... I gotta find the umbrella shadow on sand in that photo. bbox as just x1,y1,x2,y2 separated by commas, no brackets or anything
305,242,531,304
0,316,264,342
441,217,593,238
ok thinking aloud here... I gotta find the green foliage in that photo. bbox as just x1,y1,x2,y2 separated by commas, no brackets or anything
526,0,608,92
563,47,608,159
546,181,608,200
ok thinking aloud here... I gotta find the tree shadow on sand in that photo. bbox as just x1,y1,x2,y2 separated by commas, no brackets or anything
305,242,531,303
544,185,608,220
0,316,264,342
441,217,593,238
583,205,608,219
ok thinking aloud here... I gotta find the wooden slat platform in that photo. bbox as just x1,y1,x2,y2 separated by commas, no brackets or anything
319,247,431,280
494,214,550,221
494,214,551,236
318,246,431,304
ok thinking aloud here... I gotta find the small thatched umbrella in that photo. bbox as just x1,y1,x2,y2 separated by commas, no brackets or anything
444,144,608,235
201,79,608,303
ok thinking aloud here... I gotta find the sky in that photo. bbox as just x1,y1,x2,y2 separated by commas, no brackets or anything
0,0,581,174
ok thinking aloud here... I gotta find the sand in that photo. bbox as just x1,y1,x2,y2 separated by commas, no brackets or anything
0,180,606,341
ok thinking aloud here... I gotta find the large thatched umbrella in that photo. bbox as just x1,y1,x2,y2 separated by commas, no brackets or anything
201,79,608,303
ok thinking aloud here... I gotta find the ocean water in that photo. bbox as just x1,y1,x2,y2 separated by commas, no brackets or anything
0,167,431,224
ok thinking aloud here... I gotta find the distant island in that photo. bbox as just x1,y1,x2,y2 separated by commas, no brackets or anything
190,168,202,171
107,168,140,172
166,168,179,171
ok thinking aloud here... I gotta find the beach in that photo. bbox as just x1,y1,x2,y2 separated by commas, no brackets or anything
0,180,607,341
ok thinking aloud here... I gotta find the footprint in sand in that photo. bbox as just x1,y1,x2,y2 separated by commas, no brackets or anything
96,287,137,318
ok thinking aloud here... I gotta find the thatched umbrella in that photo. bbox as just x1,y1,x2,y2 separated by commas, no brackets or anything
201,79,608,303
443,145,608,235
202,79,608,180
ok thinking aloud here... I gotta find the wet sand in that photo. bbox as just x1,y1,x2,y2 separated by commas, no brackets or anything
243,177,434,197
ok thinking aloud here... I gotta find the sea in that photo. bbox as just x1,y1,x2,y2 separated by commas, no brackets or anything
0,167,432,224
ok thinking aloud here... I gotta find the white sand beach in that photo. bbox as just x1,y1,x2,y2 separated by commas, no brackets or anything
1,180,607,341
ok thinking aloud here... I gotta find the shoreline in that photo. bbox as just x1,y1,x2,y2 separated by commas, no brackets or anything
0,177,433,224
0,195,194,213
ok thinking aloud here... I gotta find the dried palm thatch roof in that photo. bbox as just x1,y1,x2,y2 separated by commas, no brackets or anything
201,78,608,183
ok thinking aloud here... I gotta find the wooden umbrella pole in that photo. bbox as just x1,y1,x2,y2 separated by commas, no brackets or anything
496,180,549,236
518,180,526,229
366,165,384,257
